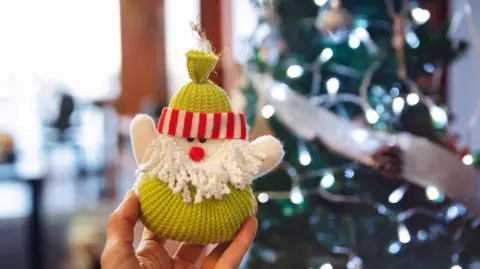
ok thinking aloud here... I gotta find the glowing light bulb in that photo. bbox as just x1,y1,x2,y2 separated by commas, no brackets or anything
260,249,277,263
320,173,335,189
446,204,466,221
406,93,420,106
348,34,361,49
261,105,275,119
332,246,349,254
392,97,405,115
287,167,297,176
376,204,387,215
388,241,401,254
319,48,333,62
258,192,269,203
354,27,369,41
347,257,362,269
417,230,428,241
406,32,420,48
290,186,304,204
371,85,385,96
412,8,431,24
426,186,441,201
390,87,400,97
356,19,369,28
344,168,355,179
383,95,393,104
271,84,287,101
286,65,304,78
365,109,380,124
397,223,411,243
299,148,311,166
388,185,407,204
352,129,368,142
319,263,333,269
429,106,448,128
423,63,435,73
314,0,328,7
376,105,385,113
462,154,474,165
326,77,340,94
447,206,459,221
451,265,462,269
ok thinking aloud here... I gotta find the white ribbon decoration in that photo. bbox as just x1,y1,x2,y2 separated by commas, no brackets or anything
251,72,480,216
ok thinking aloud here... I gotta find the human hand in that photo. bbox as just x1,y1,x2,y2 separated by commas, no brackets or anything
101,190,258,269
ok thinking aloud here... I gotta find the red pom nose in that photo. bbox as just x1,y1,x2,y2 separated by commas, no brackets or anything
189,146,205,162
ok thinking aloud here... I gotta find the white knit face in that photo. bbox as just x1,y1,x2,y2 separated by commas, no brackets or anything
135,134,266,203
174,136,225,159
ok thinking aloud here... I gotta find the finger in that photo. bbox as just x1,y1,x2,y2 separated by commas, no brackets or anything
201,242,230,269
136,238,171,269
135,228,170,267
141,228,167,246
135,222,170,267
106,190,139,243
101,190,140,269
214,217,258,269
173,243,207,265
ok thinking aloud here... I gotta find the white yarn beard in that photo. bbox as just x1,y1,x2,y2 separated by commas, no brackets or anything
135,134,266,204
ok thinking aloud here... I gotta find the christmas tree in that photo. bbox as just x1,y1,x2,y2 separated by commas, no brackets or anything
237,0,480,268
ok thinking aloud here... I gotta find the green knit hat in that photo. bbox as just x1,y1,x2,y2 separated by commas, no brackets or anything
169,50,232,113
157,49,248,140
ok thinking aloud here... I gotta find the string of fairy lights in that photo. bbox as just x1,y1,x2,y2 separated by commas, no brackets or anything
246,0,480,268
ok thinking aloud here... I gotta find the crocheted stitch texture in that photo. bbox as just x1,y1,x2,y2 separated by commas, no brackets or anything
138,175,256,244
169,50,232,113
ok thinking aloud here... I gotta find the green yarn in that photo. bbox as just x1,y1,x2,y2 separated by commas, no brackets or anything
169,82,232,113
138,176,255,244
185,49,218,84
168,49,233,113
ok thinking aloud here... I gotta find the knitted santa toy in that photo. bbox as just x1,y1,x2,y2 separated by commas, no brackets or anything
130,47,284,244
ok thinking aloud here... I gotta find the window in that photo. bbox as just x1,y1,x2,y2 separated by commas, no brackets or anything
0,0,120,155
0,0,121,100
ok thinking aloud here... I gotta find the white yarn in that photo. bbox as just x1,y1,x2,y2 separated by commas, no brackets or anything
189,21,214,54
135,135,266,204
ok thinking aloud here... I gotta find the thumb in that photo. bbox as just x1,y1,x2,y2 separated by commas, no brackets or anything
101,190,140,269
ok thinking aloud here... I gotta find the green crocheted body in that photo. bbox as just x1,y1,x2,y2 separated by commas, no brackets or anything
138,176,256,244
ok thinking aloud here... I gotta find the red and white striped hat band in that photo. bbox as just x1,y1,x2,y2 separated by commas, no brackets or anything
157,108,248,140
